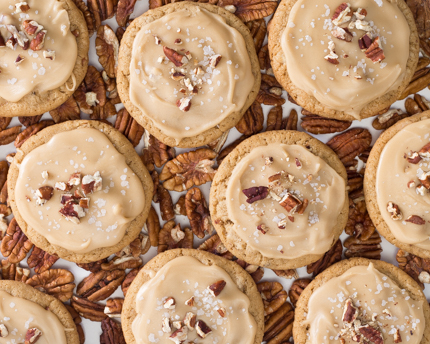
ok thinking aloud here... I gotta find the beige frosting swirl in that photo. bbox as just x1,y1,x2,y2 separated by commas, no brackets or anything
304,263,425,344
0,0,78,102
281,0,410,118
0,290,67,344
376,119,430,250
129,7,254,142
15,128,145,253
132,256,257,344
225,143,345,259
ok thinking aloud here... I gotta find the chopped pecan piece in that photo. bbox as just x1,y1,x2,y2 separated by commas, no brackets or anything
405,215,426,225
164,296,176,309
160,149,217,192
208,280,226,297
387,201,402,220
365,37,385,63
342,298,358,323
1,218,33,264
35,186,53,205
289,278,311,307
186,187,214,238
26,268,75,302
358,324,384,344
82,171,103,194
27,246,59,273
332,27,353,42
170,326,188,344
358,32,373,50
71,295,107,322
0,324,8,337
257,281,288,316
59,201,86,224
419,142,430,158
15,2,30,12
100,317,126,344
242,186,269,204
307,239,342,276
25,328,42,344
331,2,352,26
163,46,188,67
279,193,302,213
196,320,212,338
419,170,430,189
158,221,193,253
77,269,125,302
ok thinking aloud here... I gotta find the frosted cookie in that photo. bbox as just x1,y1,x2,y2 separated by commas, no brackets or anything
209,131,348,270
8,120,153,263
293,257,430,344
0,280,79,344
268,0,419,121
364,112,430,258
0,0,89,117
121,248,264,344
117,2,260,148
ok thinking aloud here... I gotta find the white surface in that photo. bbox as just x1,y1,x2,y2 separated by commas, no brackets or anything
1,0,428,342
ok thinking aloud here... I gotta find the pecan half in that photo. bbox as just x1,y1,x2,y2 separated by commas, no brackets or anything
77,269,125,302
116,0,137,26
158,221,193,253
185,187,214,238
217,0,278,22
160,149,217,191
372,109,409,130
155,184,175,221
145,133,176,168
72,0,96,36
100,317,126,344
26,268,75,302
358,324,384,344
272,269,298,279
96,25,119,78
256,74,285,106
74,66,106,115
87,0,116,31
27,246,59,273
1,260,30,282
104,298,124,318
257,281,288,316
101,256,142,271
0,118,12,131
235,259,265,283
49,96,81,123
77,258,108,272
1,218,34,263
306,239,342,277
18,115,43,127
71,295,107,322
246,19,267,53
117,232,150,257
396,249,430,289
300,113,352,134
327,128,372,165
266,106,283,131
0,126,22,146
289,278,311,307
65,304,85,344
399,56,430,99
346,198,376,240
198,234,234,260
235,101,264,135
114,108,144,146
217,135,248,165
263,302,294,344
174,195,187,216
144,206,161,247
242,186,269,204
258,44,272,72
344,231,382,260
15,121,54,148
121,267,139,296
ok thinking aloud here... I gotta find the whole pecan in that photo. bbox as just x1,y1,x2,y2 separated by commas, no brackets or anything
346,198,375,240
263,302,294,344
146,133,176,168
246,19,266,54
0,126,22,146
327,128,372,165
144,206,161,247
72,0,96,36
256,74,285,106
104,298,124,318
101,256,143,271
217,135,248,165
217,0,278,22
65,304,85,344
1,218,34,264
100,318,126,344
155,184,175,221
372,109,409,130
159,149,217,192
87,0,116,31
257,281,288,316
344,231,382,260
71,295,107,322
49,96,81,123
77,269,126,302
1,260,30,282
272,269,298,280
396,249,430,289
114,108,144,147
236,101,264,135
158,221,193,253
116,0,137,27
18,115,43,127
15,120,55,148
174,195,187,216
258,44,272,72
185,187,213,239
96,25,119,78
306,239,342,277
77,258,108,272
74,66,106,115
121,267,139,296
300,113,352,134
289,278,312,307
27,246,59,273
0,117,12,130
26,268,75,302
198,234,234,260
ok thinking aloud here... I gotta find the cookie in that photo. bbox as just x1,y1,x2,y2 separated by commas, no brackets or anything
293,257,430,344
0,280,79,344
209,130,349,270
268,0,419,121
0,0,89,117
117,2,261,148
121,248,264,344
364,111,430,258
7,120,153,263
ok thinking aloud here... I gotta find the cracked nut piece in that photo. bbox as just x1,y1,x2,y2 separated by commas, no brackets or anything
100,317,126,344
185,187,214,239
307,239,342,277
327,128,372,165
77,269,126,302
74,66,106,115
71,295,107,322
1,218,34,264
257,281,288,316
263,302,294,344
26,268,75,302
289,278,311,307
169,326,188,344
25,328,42,344
104,298,124,318
159,149,217,192
82,171,103,194
27,246,59,273
96,25,119,78
158,221,193,253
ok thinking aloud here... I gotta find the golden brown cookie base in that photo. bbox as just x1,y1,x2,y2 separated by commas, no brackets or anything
0,0,89,117
117,1,261,148
0,280,80,344
293,257,430,344
121,248,264,344
7,120,153,263
209,130,349,270
364,111,430,258
268,0,419,121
